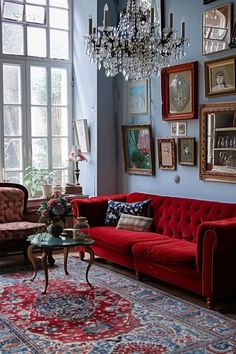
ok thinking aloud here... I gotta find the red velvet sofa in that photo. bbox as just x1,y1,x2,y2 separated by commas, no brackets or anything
71,192,236,309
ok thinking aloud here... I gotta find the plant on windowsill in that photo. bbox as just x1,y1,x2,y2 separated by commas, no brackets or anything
24,166,55,199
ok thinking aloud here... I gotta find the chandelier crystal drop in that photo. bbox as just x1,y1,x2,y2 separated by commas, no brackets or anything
84,0,189,81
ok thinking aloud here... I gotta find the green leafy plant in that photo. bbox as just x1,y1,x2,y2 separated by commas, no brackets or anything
24,166,55,198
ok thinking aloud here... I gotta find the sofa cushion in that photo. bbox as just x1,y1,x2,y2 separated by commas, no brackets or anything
0,187,24,223
105,199,151,226
132,238,197,269
90,226,159,255
116,214,153,232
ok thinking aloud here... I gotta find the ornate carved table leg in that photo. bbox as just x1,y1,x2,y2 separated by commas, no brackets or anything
41,248,49,295
64,247,69,275
83,245,94,288
24,245,37,282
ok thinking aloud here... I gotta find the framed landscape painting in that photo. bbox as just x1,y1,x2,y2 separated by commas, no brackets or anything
121,125,154,175
127,79,149,115
161,62,198,120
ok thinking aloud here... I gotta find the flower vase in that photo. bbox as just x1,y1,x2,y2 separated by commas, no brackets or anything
47,222,63,237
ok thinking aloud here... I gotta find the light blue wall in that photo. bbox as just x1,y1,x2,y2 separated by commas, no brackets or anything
116,0,236,202
74,0,236,202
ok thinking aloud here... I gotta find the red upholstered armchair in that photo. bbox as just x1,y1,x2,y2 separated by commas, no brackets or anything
0,182,45,260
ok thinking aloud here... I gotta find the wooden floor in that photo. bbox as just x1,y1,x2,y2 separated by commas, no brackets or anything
0,251,236,320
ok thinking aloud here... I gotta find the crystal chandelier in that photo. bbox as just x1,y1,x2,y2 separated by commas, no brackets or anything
84,0,189,81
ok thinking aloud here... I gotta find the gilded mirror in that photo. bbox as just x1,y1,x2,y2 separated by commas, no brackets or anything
202,3,232,55
200,102,236,183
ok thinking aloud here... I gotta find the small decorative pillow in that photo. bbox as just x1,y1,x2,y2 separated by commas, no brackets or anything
105,199,151,226
116,213,153,232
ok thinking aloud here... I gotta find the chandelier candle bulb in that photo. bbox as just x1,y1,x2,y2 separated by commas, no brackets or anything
170,12,173,29
104,4,108,28
89,16,92,35
181,22,185,39
151,7,154,25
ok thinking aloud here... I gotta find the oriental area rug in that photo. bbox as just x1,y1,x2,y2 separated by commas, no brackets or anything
0,258,236,353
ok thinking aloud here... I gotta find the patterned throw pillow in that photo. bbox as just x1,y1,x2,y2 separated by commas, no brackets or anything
104,199,151,226
116,213,153,232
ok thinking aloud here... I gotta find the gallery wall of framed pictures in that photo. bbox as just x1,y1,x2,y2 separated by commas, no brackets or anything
121,0,236,183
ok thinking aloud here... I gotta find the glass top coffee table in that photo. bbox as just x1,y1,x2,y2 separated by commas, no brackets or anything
25,233,95,294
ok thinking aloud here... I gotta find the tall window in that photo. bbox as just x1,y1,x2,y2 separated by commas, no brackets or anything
0,0,72,186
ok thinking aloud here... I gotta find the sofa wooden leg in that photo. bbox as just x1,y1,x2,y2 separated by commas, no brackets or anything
79,250,85,261
206,297,214,310
135,271,142,280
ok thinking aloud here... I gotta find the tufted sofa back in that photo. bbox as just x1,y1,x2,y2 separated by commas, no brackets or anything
127,192,236,242
0,187,25,223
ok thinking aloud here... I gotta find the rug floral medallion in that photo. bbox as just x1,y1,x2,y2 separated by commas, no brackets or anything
0,258,236,353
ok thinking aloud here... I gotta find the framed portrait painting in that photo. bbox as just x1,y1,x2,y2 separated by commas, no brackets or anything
127,79,149,115
161,61,198,120
178,137,196,166
121,125,154,175
157,138,176,170
204,56,236,97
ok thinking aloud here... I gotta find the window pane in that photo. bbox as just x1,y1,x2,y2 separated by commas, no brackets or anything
27,27,46,57
4,138,22,169
53,169,68,186
50,30,68,59
27,0,46,4
52,107,68,135
4,106,22,136
31,67,47,105
32,138,48,168
51,68,67,105
26,5,46,24
31,107,47,136
50,0,68,9
5,171,22,184
3,65,21,104
52,137,68,168
3,2,24,21
50,8,68,29
2,23,24,55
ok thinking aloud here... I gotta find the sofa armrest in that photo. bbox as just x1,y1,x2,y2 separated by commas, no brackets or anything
71,194,128,226
196,217,236,298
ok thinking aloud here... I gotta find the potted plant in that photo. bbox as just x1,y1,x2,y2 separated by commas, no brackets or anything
24,166,55,198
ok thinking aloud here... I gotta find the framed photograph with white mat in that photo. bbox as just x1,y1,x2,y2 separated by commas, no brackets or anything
127,79,149,116
74,119,90,153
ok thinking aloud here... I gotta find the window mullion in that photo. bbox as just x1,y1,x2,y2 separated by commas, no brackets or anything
47,64,52,172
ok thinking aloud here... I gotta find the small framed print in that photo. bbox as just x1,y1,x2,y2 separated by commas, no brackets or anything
127,79,149,115
157,138,176,170
178,137,196,166
204,56,236,97
170,122,187,136
161,62,198,120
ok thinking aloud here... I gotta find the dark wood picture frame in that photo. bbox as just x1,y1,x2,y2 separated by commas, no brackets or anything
157,138,176,170
161,61,198,121
178,137,196,166
121,124,154,175
204,56,236,97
